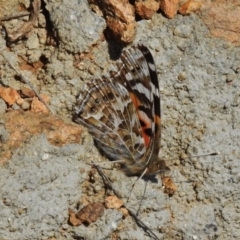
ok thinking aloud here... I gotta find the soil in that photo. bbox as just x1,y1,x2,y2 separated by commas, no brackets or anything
0,0,239,240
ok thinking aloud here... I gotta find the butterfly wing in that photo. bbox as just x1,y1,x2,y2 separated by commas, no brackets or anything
112,46,162,174
136,45,161,155
73,75,146,162
74,45,166,175
134,46,169,174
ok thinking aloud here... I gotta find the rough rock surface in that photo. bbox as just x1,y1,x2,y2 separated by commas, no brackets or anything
0,0,239,239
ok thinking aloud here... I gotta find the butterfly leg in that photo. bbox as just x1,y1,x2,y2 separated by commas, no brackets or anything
86,159,126,170
127,167,148,203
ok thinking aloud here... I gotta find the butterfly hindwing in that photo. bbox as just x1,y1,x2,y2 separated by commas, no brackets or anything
74,75,146,162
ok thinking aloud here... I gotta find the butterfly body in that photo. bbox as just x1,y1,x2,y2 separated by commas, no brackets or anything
73,45,169,176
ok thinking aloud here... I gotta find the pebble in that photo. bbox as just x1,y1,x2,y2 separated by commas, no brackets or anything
20,100,31,110
26,33,40,50
173,24,192,38
178,71,187,81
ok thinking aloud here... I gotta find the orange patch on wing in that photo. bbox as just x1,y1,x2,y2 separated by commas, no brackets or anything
129,92,151,147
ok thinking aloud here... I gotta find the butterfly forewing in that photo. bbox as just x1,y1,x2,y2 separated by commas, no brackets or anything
138,45,161,155
112,46,159,166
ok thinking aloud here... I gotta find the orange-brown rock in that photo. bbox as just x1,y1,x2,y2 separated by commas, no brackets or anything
105,195,123,209
179,0,202,15
68,208,82,226
106,16,136,43
162,176,177,196
104,0,135,24
91,0,136,43
0,110,82,164
135,0,160,19
30,95,49,113
74,203,104,225
20,87,36,98
0,87,21,105
160,0,180,19
197,0,240,46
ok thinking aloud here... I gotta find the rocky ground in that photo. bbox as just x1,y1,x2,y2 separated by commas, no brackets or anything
0,0,239,240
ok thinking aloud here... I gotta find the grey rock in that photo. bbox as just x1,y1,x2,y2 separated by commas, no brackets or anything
45,0,106,53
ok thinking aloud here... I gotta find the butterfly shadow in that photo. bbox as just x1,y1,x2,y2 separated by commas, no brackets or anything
142,174,159,183
105,41,125,61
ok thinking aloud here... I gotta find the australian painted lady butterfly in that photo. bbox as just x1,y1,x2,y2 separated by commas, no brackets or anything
73,45,170,176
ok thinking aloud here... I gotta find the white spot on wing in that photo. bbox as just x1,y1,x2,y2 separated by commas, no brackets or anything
148,63,156,71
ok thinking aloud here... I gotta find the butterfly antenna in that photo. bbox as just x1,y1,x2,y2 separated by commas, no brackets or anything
87,159,125,165
0,52,54,114
163,152,220,186
161,152,220,163
86,159,125,171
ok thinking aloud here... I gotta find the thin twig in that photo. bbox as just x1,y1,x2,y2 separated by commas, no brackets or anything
163,152,220,163
0,12,30,22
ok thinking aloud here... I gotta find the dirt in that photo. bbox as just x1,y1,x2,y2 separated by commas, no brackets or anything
0,0,239,239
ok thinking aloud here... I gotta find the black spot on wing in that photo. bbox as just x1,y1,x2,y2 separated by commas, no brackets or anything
103,92,115,102
131,89,151,104
144,128,152,137
139,119,146,127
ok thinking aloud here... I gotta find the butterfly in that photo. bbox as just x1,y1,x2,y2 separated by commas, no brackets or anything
73,45,170,176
